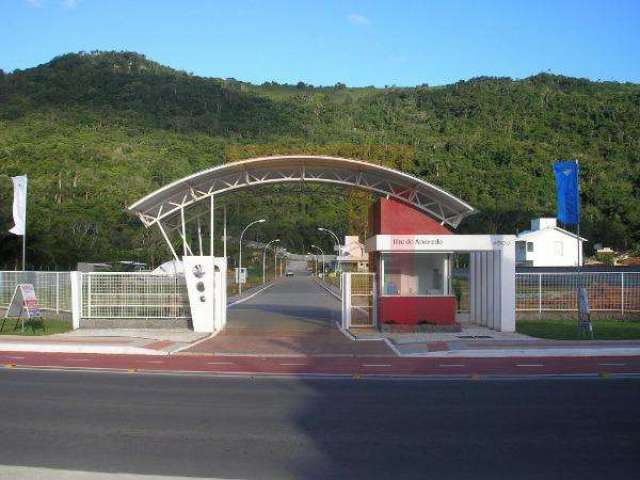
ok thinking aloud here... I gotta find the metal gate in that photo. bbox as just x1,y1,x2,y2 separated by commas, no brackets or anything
341,272,377,329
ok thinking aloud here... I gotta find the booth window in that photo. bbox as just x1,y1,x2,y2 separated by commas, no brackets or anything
381,253,450,296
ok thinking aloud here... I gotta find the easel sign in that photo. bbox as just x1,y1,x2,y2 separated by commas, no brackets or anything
3,283,42,333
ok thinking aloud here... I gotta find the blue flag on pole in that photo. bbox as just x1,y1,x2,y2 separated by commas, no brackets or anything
553,160,580,225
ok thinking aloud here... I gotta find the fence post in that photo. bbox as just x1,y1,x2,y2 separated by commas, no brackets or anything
538,273,542,317
87,273,92,319
372,273,378,329
621,272,625,317
70,271,81,329
341,272,351,330
56,272,60,313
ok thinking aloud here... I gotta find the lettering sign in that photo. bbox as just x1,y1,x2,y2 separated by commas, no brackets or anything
367,234,517,253
392,238,444,249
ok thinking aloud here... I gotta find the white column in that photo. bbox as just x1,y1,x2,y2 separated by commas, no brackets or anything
499,242,516,332
70,271,82,330
469,252,477,323
180,207,188,257
492,251,502,330
210,195,215,257
341,272,351,330
223,205,227,260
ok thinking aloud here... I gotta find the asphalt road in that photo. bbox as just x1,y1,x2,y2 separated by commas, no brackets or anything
1,369,639,479
227,275,339,333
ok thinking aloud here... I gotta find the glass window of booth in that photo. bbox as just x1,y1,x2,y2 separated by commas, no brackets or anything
381,253,451,296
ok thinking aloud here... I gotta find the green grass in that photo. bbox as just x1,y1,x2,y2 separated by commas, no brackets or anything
0,318,72,336
517,319,640,340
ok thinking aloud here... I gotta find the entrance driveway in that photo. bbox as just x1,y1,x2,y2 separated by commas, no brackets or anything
185,276,392,356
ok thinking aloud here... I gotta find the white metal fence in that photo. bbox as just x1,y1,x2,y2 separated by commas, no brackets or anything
341,272,377,329
0,271,71,313
516,272,640,314
81,272,190,319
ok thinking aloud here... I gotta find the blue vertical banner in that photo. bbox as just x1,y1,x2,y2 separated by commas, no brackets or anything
553,160,580,225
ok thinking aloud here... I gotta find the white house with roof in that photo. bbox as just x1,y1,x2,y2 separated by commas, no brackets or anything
516,218,587,267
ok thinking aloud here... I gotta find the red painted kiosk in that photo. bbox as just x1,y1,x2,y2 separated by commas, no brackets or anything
368,197,458,329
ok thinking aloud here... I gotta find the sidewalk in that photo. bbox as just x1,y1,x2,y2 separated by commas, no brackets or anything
386,331,640,358
0,329,209,355
0,281,280,357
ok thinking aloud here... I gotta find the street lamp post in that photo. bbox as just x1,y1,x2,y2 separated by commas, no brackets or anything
317,227,341,273
239,218,266,294
263,239,280,284
311,244,325,277
307,252,317,275
274,248,286,278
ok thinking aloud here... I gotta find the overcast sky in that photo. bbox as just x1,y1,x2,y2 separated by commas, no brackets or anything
3,0,640,86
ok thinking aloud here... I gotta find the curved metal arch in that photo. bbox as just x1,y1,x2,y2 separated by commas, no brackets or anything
128,155,475,228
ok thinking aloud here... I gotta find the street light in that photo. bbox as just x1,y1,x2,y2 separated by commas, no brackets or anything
307,252,318,275
263,239,280,284
275,248,287,278
317,227,341,273
311,244,325,277
239,218,266,294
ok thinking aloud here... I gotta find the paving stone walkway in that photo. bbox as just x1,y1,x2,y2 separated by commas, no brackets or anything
184,276,393,356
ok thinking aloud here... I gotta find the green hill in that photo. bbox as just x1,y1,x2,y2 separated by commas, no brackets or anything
1,51,639,268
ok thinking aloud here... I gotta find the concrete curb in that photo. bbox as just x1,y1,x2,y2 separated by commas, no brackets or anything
227,282,275,307
0,342,165,356
313,277,341,301
400,347,640,358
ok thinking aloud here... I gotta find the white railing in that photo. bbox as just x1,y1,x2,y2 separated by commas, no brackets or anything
0,271,71,313
516,272,640,314
81,272,190,319
341,272,377,329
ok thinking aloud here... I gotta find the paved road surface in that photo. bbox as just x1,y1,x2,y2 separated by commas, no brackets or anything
0,369,639,479
187,276,391,356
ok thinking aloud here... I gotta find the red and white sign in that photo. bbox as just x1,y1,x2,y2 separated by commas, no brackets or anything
5,283,42,319
366,234,516,252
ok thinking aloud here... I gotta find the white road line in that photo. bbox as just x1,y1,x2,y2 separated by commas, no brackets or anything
599,362,627,367
67,358,89,362
516,364,544,367
4,356,25,360
145,360,165,364
362,364,392,367
207,361,234,365
280,363,307,366
439,364,465,368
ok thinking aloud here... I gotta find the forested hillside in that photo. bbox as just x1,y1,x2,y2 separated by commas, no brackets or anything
1,51,639,268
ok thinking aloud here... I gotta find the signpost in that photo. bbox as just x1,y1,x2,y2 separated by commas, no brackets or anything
2,283,42,333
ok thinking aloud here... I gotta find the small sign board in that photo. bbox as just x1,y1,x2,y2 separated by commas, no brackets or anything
235,267,247,284
3,284,42,333
5,284,42,319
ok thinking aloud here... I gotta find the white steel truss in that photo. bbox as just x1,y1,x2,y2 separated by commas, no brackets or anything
128,156,475,229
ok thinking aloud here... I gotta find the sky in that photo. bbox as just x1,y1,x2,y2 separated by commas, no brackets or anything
2,0,640,87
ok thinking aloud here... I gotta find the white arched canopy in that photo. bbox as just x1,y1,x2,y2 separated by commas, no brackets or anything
128,155,475,228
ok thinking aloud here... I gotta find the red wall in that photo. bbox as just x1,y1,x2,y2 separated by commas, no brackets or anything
371,197,453,235
379,296,456,325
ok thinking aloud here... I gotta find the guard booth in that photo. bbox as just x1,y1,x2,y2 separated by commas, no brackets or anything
343,198,516,333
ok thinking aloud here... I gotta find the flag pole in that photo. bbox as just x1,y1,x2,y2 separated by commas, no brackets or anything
575,159,592,339
22,180,27,271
